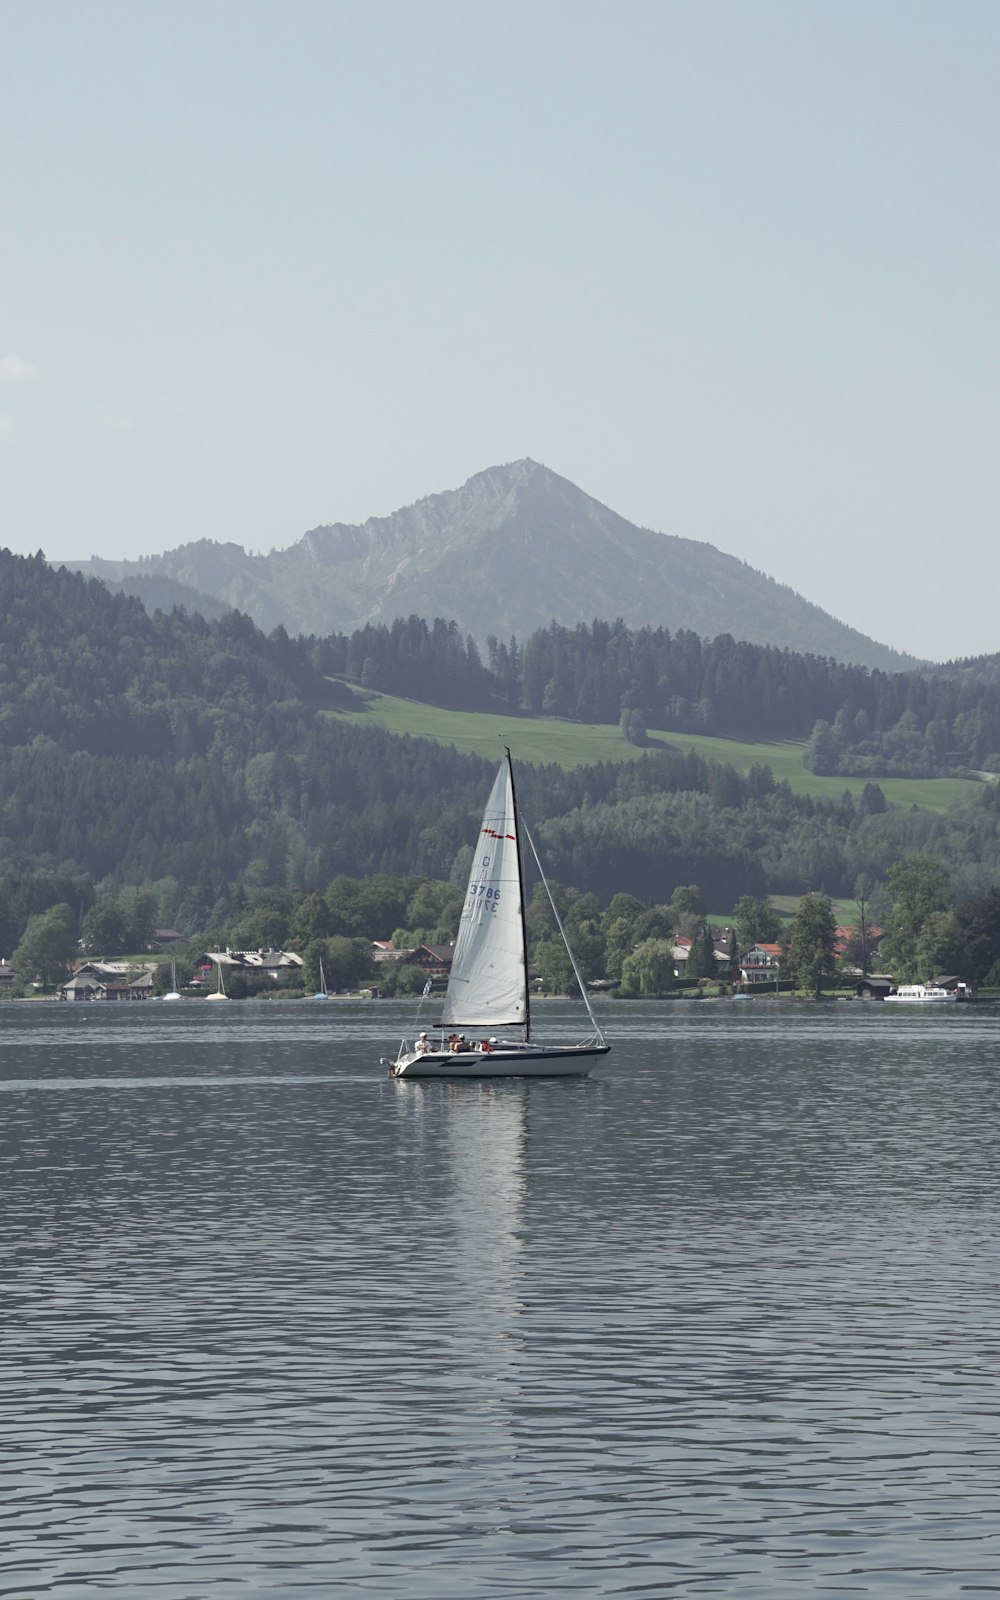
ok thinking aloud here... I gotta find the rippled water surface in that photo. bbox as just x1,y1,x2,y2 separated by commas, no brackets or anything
3,997,1000,1597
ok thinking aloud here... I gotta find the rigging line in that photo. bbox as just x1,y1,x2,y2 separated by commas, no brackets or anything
522,822,605,1042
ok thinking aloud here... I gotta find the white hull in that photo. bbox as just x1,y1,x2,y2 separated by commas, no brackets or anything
884,995,955,1004
885,985,956,1004
392,1043,608,1079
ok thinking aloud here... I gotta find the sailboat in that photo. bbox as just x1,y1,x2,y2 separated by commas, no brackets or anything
163,957,182,1001
205,959,229,1000
387,751,609,1078
312,956,330,1000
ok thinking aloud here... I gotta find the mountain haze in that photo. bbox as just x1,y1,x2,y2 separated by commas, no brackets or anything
70,461,916,670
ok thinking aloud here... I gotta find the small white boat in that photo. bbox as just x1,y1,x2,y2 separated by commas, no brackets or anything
884,983,956,1004
163,957,182,1001
386,751,608,1078
312,956,330,1000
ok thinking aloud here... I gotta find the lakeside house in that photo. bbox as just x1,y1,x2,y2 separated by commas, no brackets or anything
415,943,455,978
740,942,782,986
61,961,158,1001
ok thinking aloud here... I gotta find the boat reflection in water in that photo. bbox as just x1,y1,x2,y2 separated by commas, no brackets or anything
390,1077,529,1445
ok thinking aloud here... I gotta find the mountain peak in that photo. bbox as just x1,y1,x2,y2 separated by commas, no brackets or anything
65,464,917,670
431,457,555,508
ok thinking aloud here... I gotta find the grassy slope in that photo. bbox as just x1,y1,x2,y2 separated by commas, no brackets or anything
329,691,977,815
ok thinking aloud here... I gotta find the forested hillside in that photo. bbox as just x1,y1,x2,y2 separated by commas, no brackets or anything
312,615,1000,776
4,548,1000,966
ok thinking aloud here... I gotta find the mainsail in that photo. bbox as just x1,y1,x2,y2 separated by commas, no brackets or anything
440,758,528,1031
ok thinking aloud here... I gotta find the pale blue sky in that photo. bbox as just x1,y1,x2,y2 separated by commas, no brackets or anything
3,0,998,661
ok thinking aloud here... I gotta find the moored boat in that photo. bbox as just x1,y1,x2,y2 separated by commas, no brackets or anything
884,983,956,1004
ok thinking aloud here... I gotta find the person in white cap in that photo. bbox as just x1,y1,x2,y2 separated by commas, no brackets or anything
415,1031,431,1054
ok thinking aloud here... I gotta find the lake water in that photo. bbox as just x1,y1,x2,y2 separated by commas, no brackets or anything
2,997,1000,1598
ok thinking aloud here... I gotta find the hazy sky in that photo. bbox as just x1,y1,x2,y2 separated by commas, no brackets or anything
3,0,998,662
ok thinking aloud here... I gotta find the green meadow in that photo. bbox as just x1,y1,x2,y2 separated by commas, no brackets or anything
330,691,977,814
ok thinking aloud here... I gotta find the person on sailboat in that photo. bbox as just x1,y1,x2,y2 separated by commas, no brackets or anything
415,1032,431,1054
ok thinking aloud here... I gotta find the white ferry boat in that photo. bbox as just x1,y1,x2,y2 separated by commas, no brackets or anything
884,983,956,1004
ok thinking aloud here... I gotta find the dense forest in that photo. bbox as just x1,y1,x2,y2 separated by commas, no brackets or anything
5,550,1000,968
310,615,1000,775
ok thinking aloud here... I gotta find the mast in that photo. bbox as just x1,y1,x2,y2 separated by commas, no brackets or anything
505,747,531,1041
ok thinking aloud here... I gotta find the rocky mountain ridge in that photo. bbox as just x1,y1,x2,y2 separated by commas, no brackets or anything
70,460,918,671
